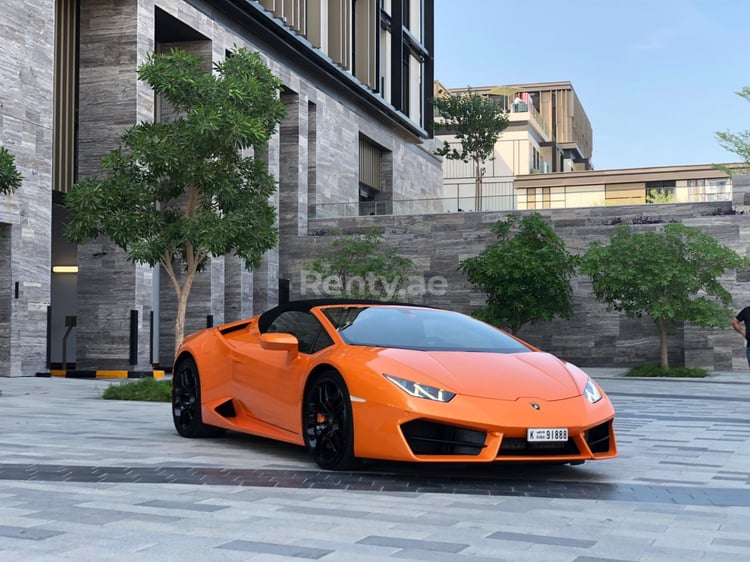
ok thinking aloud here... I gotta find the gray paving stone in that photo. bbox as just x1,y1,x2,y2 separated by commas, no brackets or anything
356,534,469,553
217,539,334,558
0,374,749,561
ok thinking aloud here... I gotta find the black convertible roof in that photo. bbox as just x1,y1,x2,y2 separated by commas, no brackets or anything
257,298,430,333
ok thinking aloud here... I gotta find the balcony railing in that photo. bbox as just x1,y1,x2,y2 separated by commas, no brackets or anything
510,101,550,139
312,194,517,219
310,182,734,219
312,182,517,218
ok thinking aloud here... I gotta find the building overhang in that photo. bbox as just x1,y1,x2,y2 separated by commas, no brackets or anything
514,163,740,189
213,0,430,139
556,141,585,160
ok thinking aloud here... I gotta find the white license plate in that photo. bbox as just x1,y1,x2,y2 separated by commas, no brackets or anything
527,428,568,442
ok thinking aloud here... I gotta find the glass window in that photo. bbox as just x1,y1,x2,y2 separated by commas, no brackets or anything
266,311,333,354
323,306,532,353
646,180,676,203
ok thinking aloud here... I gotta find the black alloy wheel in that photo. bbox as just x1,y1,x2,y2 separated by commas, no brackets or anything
303,371,355,470
172,356,223,438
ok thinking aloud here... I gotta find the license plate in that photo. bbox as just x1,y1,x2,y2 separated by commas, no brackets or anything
527,428,568,442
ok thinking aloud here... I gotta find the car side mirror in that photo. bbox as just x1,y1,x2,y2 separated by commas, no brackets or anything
260,333,299,357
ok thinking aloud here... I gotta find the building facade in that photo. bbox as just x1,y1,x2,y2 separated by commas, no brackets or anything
514,163,734,209
0,0,440,375
434,80,594,212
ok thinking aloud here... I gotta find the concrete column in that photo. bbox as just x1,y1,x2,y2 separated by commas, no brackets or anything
75,0,154,370
224,254,254,322
278,91,308,293
733,173,750,212
252,126,282,313
0,0,55,376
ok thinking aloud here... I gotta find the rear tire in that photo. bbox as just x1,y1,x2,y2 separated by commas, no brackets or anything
172,356,224,438
303,371,355,470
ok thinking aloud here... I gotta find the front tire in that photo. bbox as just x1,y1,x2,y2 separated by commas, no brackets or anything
172,356,223,438
303,371,355,470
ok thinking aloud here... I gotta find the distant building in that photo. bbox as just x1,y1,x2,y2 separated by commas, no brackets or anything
433,80,736,212
514,163,734,209
434,80,593,211
0,0,439,375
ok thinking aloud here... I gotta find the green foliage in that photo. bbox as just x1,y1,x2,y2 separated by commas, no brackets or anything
0,146,22,195
64,47,286,349
102,377,172,401
715,86,750,173
580,223,749,368
626,364,708,378
459,213,579,334
433,88,509,196
65,47,284,270
308,228,416,300
646,188,676,204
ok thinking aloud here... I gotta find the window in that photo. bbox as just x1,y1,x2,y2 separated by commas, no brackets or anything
266,311,333,354
259,0,306,34
359,135,391,215
488,94,509,112
688,178,731,202
354,0,377,89
359,136,382,191
646,180,676,203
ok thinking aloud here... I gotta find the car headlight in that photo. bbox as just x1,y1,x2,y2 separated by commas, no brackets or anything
384,374,456,402
583,378,602,403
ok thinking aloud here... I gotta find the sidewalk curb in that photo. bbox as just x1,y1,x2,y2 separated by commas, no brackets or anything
34,370,166,379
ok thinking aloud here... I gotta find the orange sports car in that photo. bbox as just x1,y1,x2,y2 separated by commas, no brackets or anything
172,299,617,470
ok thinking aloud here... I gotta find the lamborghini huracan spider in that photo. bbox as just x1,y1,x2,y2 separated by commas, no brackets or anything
172,299,617,470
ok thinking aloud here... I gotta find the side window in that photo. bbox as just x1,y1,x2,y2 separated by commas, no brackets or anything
266,311,333,354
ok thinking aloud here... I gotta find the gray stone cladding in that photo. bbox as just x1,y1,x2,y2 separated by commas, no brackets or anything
0,0,55,377
69,0,441,369
6,0,744,375
284,179,750,371
74,0,152,371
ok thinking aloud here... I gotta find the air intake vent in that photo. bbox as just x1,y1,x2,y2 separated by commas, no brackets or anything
401,419,486,456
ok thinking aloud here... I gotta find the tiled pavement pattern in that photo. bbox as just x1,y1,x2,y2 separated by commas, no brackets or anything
0,371,749,561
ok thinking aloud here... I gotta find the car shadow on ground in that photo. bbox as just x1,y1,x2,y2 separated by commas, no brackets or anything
206,430,609,484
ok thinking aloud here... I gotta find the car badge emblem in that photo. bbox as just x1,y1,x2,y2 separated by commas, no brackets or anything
530,402,541,411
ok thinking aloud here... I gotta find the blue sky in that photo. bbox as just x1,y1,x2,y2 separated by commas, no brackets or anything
433,0,750,170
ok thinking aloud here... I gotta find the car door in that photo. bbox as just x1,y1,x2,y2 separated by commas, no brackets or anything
231,310,333,433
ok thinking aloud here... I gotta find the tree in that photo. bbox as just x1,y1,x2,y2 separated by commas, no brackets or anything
0,146,22,195
307,228,416,300
459,213,578,335
433,88,509,210
65,47,286,353
715,86,750,172
580,223,748,369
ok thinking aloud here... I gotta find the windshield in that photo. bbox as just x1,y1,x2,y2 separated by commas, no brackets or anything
322,306,532,353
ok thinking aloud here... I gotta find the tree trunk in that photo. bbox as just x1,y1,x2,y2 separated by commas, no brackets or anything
174,284,187,357
169,184,202,357
172,266,197,358
162,250,200,360
656,318,669,369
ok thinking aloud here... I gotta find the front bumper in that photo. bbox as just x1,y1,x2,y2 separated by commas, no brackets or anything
352,393,617,463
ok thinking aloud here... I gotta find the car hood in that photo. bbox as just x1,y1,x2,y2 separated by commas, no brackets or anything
375,349,582,401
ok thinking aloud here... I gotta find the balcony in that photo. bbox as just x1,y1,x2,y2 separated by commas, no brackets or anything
509,102,550,140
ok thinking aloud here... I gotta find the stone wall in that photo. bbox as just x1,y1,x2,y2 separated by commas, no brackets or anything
281,178,750,371
0,0,55,376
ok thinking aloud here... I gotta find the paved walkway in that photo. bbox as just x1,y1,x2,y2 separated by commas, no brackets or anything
0,371,749,561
